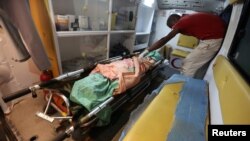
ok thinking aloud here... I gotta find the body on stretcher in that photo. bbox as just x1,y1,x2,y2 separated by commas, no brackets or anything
54,52,163,140
2,52,163,141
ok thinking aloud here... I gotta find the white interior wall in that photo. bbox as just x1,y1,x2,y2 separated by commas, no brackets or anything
150,9,196,52
203,3,244,124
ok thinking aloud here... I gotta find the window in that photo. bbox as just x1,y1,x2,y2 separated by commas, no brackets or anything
228,0,250,84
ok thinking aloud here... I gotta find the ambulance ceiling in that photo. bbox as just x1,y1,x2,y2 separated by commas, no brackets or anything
157,0,226,13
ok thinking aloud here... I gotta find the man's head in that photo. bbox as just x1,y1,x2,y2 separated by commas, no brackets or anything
167,14,181,28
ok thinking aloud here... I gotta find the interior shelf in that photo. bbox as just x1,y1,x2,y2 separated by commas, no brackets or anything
57,31,108,37
136,32,150,35
110,30,135,34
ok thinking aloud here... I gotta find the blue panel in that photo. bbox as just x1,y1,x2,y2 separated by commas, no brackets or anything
167,78,208,141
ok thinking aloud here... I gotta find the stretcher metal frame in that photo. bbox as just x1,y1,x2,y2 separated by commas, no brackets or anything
2,54,163,141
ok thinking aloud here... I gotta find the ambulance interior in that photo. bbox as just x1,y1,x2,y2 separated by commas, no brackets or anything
0,0,250,141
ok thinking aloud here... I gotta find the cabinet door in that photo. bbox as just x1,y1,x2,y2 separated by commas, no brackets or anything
50,0,109,31
135,4,154,34
134,3,155,51
58,35,107,73
111,0,138,31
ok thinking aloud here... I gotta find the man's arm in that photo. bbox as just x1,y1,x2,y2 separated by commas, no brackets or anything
147,28,179,52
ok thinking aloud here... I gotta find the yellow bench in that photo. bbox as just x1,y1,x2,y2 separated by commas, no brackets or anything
123,55,250,141
123,83,183,141
177,34,199,49
213,55,250,124
171,49,190,58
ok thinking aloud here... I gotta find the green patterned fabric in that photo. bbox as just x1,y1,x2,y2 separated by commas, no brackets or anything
146,50,163,61
70,73,118,125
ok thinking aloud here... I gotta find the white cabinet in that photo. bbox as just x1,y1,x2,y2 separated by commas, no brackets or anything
134,3,155,51
48,0,138,74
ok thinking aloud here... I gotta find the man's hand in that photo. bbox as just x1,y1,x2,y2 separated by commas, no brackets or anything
138,49,149,59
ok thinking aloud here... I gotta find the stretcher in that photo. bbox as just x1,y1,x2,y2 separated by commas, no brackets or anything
2,53,163,141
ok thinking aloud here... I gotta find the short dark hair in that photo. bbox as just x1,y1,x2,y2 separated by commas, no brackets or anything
167,14,181,28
